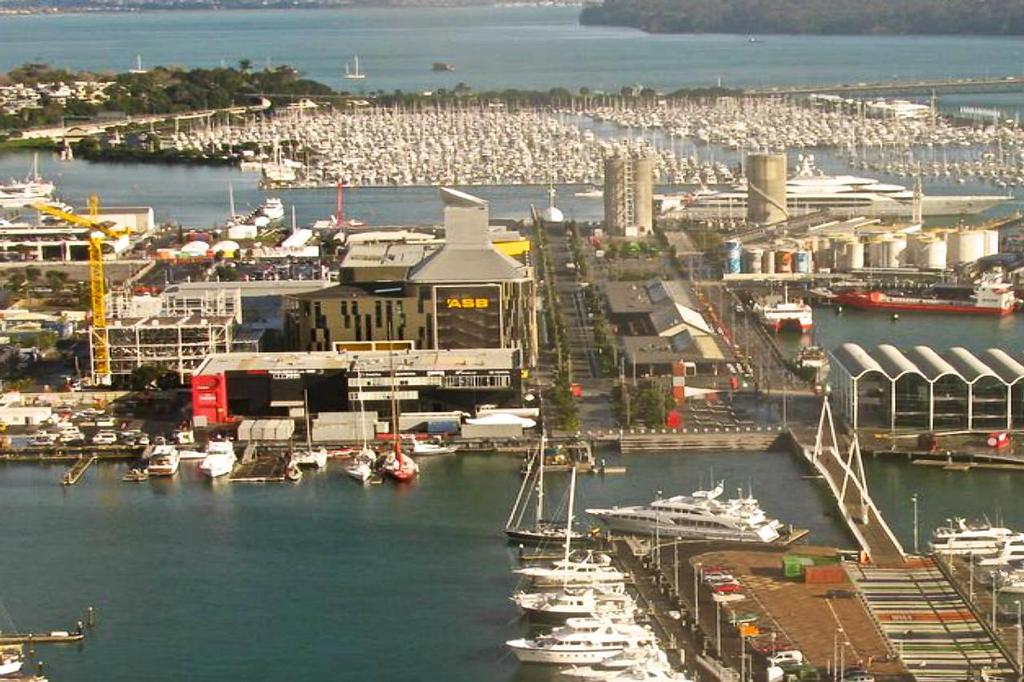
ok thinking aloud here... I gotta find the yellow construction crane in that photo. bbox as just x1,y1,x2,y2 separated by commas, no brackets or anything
32,196,130,384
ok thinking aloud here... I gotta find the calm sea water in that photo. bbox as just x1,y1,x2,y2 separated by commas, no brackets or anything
2,7,1024,112
4,9,1024,680
0,451,846,682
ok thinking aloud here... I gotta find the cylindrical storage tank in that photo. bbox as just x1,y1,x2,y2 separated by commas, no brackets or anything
762,249,776,274
921,238,948,270
746,153,788,225
794,250,811,274
745,247,764,274
866,239,885,268
723,240,742,274
889,237,907,267
775,250,793,273
949,230,985,265
633,156,655,235
984,229,1000,256
846,240,865,270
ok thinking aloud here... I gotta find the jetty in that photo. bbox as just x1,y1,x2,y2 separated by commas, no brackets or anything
60,455,96,486
0,631,84,645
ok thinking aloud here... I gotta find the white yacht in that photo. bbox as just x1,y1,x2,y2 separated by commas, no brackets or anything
561,646,668,678
513,586,635,622
506,620,657,665
658,155,1008,218
0,154,55,209
291,447,328,469
0,645,23,677
259,197,285,222
564,652,692,680
344,447,377,483
979,534,1024,566
146,443,181,477
404,435,459,456
587,483,784,544
514,550,626,587
930,518,1015,555
199,440,237,478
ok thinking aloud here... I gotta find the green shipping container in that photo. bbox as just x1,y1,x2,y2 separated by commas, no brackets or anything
782,556,815,578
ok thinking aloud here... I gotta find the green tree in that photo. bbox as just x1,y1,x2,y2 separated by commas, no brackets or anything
130,364,167,391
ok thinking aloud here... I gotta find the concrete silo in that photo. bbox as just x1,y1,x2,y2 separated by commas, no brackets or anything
746,153,788,225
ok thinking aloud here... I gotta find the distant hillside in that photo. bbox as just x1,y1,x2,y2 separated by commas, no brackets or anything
579,0,1024,35
0,0,492,10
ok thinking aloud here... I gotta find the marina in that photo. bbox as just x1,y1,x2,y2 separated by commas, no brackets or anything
8,7,1024,682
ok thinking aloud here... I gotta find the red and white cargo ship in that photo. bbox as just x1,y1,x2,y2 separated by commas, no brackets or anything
833,281,1018,316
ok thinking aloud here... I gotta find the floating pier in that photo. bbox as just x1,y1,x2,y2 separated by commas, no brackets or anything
229,456,287,483
60,456,96,486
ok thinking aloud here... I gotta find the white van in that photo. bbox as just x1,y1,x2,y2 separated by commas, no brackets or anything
768,650,805,666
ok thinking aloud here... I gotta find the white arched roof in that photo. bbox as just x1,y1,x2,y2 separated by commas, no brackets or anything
871,344,924,380
980,349,1024,386
943,347,1000,384
905,345,962,382
832,343,885,379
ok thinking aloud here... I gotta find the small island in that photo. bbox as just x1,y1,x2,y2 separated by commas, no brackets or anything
580,0,1024,35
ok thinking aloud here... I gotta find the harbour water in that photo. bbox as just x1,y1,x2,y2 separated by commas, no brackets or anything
0,450,846,682
5,8,1024,680
2,7,1024,113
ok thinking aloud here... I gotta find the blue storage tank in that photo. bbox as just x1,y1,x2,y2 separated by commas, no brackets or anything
723,240,742,275
794,250,811,274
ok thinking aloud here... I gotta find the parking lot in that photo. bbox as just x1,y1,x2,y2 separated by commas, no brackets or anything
849,560,1015,682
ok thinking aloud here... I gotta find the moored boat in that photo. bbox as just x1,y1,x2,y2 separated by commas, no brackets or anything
146,444,181,477
199,440,237,478
833,280,1017,316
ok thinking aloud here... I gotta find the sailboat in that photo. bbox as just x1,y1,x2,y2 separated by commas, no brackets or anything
505,434,586,545
382,331,419,483
344,370,378,483
344,56,366,80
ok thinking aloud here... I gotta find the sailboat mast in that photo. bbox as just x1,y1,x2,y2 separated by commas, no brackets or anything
561,467,577,588
388,322,401,463
303,388,312,453
506,454,534,530
535,433,545,523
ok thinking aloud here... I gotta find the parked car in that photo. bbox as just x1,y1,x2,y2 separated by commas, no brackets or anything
28,433,58,447
94,417,116,428
826,589,856,599
91,431,118,445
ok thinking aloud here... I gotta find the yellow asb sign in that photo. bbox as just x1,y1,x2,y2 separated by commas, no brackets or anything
446,297,491,309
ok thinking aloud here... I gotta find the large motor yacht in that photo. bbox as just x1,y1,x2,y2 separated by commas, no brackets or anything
146,443,181,477
512,585,635,622
658,154,1009,219
929,518,1014,555
513,550,626,587
586,483,784,544
506,619,657,665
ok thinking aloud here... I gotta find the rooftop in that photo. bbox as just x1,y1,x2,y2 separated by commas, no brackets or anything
195,347,519,375
833,343,1024,385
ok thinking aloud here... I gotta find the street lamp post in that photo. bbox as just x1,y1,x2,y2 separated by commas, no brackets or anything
1016,600,1023,682
716,600,722,653
970,552,976,604
694,561,702,626
911,493,919,554
655,490,662,569
993,571,1001,629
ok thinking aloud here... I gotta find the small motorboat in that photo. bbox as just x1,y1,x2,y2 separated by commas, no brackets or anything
122,468,149,482
286,462,303,482
291,447,328,469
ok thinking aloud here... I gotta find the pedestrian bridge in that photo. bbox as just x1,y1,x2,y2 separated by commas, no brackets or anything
792,400,907,568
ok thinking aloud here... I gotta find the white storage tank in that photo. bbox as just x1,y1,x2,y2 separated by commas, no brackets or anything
983,229,1000,256
947,230,986,265
762,249,776,274
744,247,764,274
920,238,948,270
866,239,885,268
845,240,865,270
889,237,908,267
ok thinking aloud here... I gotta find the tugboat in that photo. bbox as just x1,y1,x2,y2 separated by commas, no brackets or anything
790,346,830,383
